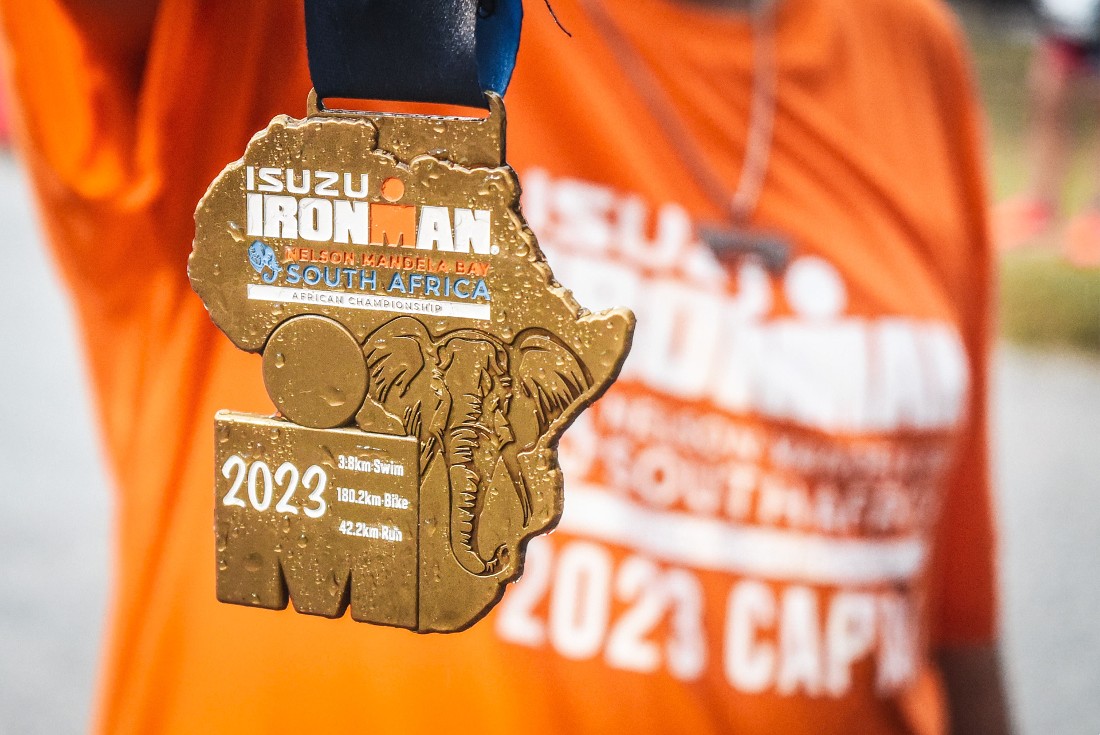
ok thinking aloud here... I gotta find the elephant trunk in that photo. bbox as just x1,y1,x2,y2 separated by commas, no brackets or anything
445,421,505,576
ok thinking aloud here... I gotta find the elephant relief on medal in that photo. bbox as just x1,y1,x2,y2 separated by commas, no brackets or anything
359,317,590,576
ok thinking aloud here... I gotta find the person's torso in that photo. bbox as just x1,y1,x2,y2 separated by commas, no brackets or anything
7,0,983,732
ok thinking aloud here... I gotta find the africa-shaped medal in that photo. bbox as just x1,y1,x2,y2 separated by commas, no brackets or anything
189,92,635,632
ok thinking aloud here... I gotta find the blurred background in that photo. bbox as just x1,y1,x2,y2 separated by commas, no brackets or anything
1,1,1098,732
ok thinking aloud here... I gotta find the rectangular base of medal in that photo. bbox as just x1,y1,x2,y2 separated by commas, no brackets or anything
213,411,420,629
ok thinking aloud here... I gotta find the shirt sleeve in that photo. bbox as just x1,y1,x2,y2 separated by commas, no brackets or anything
921,4,1000,648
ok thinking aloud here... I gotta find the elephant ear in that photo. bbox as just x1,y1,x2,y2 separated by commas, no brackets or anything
361,316,437,443
512,330,592,441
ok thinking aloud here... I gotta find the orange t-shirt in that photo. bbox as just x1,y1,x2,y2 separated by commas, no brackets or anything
1,0,996,732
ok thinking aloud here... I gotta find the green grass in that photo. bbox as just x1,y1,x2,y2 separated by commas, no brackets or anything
967,20,1100,352
1000,251,1100,350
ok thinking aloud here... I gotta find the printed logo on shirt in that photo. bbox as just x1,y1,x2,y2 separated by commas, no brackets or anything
492,169,967,700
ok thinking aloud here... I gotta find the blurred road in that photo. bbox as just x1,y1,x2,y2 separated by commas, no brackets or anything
0,159,111,733
995,347,1100,735
0,158,1098,733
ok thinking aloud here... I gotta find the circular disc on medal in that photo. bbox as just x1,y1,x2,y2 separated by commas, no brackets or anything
262,315,367,429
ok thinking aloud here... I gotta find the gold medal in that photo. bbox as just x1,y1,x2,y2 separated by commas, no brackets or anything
190,92,634,631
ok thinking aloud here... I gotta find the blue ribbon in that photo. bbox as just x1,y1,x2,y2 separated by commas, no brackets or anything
476,0,523,97
304,0,524,108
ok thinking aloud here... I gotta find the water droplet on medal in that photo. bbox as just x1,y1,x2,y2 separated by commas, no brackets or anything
216,424,231,444
321,387,346,407
281,517,291,533
217,559,228,571
244,553,263,572
273,543,283,553
273,352,286,368
226,222,245,242
211,263,221,276
297,533,309,548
